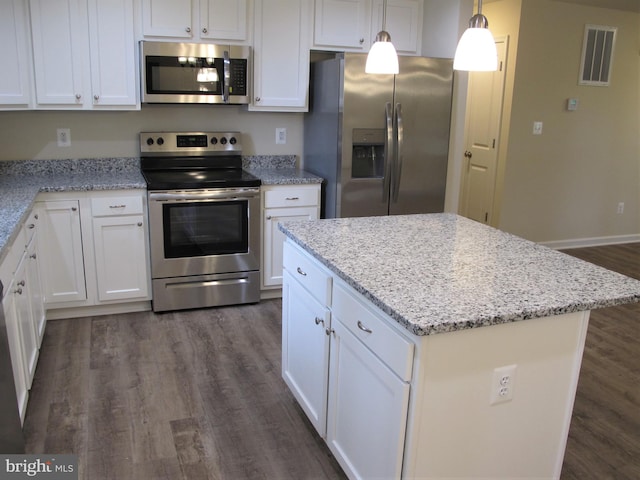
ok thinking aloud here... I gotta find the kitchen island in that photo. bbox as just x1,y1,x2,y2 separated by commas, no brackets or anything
279,213,640,479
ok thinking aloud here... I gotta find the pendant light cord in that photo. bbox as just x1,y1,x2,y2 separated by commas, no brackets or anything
382,0,388,30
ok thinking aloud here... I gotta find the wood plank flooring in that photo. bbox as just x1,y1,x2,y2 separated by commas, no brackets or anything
23,242,640,479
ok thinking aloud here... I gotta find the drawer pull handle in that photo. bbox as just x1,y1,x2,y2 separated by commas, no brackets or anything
296,267,307,276
109,204,126,209
14,287,23,295
285,197,300,201
71,207,77,212
314,317,324,326
30,253,37,260
357,320,372,334
266,215,272,220
27,223,35,229
17,280,25,287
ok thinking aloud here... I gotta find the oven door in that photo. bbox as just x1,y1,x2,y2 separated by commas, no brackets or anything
148,188,260,279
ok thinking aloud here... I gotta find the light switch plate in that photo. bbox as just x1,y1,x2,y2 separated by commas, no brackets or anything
533,121,543,135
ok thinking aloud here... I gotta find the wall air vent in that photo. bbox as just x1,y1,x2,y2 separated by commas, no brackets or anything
578,24,616,86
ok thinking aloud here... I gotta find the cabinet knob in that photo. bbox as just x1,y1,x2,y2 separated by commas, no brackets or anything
94,94,100,102
255,97,261,102
17,280,25,287
30,253,37,260
14,287,23,295
325,327,335,336
34,214,38,220
71,207,77,211
266,215,272,220
27,223,35,229
314,317,324,327
359,37,364,44
75,93,82,100
202,27,208,34
185,26,192,33
137,222,143,227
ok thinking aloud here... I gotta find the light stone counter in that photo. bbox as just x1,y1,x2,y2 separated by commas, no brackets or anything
279,213,640,335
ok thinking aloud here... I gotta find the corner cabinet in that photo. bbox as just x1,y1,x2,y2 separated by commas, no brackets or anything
36,190,151,318
29,0,138,109
313,0,423,55
141,0,251,44
250,0,312,112
261,184,320,290
282,240,412,478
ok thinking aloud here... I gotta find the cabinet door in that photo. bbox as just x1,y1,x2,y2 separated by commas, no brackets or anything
200,0,249,42
87,0,137,107
142,0,194,38
326,317,410,479
250,0,311,111
0,0,32,107
26,236,46,347
92,215,150,302
12,255,39,389
30,0,87,106
282,271,330,436
37,200,87,304
263,206,318,288
2,283,29,424
371,0,422,55
314,0,369,51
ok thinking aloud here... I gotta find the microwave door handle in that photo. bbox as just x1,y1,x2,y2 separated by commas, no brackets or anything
223,50,230,103
383,102,393,203
392,103,403,203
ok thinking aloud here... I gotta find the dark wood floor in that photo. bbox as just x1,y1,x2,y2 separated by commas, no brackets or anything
23,243,640,479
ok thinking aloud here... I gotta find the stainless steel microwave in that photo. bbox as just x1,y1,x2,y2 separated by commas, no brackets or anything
140,41,251,105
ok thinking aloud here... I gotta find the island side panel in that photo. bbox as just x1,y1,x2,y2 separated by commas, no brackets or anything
403,310,590,479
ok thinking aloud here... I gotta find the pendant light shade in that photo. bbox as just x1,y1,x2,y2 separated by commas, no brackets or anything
453,0,498,71
365,31,399,74
365,0,399,74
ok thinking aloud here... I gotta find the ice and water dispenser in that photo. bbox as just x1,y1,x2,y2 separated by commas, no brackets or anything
351,129,385,178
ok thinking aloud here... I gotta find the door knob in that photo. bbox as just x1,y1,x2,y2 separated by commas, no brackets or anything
464,151,472,159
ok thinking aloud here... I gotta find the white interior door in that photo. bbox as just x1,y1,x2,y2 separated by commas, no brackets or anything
459,38,507,225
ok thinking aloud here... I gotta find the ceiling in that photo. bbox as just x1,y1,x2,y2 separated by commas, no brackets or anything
485,0,640,12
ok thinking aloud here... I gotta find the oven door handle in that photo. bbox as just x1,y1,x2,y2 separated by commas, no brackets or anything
149,189,259,202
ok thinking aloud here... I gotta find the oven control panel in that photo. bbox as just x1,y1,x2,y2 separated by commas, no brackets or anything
140,131,242,155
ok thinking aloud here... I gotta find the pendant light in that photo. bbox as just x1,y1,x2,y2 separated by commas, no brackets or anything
453,0,498,71
365,0,399,74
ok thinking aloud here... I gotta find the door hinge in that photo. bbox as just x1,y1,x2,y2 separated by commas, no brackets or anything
492,139,496,149
500,61,503,72
485,212,489,222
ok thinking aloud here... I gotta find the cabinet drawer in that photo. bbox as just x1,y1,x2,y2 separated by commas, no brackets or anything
332,282,414,381
264,185,319,208
91,195,143,216
283,241,331,306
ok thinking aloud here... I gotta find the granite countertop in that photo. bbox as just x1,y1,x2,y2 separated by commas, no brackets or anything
0,155,322,267
279,213,640,336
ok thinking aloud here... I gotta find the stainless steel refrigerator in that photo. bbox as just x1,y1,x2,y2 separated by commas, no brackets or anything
304,53,453,218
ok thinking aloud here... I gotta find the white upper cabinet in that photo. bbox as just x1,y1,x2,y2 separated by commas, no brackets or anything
314,0,370,51
371,0,422,55
142,0,251,44
0,0,33,108
29,0,138,109
250,0,311,111
313,0,423,55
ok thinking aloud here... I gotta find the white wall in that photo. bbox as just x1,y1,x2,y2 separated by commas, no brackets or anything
0,106,304,161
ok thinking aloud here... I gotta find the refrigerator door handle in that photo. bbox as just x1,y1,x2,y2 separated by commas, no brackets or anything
392,103,404,203
383,102,393,202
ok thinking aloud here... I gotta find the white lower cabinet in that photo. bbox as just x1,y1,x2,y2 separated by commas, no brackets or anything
282,240,412,478
36,190,151,317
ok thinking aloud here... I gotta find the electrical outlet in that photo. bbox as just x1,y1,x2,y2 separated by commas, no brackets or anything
617,202,624,214
533,121,543,135
275,127,287,145
57,128,71,147
490,364,517,405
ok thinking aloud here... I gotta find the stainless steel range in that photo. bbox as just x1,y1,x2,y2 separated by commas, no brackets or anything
140,131,261,312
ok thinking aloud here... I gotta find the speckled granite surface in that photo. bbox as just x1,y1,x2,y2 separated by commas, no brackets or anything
0,158,146,265
243,155,323,185
279,213,640,336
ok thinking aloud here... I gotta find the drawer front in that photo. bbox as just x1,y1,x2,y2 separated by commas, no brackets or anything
283,241,331,306
91,195,143,217
332,282,414,381
264,185,319,209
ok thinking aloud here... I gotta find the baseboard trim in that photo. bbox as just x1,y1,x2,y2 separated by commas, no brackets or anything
260,288,282,300
540,234,640,250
